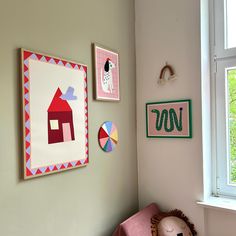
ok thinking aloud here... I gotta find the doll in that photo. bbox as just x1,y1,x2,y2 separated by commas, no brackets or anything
151,209,197,236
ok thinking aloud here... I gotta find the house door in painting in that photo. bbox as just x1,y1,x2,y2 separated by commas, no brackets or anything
62,123,72,142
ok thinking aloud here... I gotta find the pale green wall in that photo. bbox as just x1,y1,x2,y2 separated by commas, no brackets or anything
0,0,138,235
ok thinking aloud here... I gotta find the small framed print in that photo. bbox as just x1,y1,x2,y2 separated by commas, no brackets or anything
21,49,89,179
146,99,192,138
92,43,120,101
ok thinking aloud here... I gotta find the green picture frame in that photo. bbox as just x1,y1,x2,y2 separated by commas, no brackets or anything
146,99,192,138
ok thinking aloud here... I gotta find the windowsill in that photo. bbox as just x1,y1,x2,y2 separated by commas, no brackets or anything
197,196,236,213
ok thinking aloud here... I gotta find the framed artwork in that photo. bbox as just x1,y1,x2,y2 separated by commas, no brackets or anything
21,49,89,179
92,43,120,101
146,99,192,138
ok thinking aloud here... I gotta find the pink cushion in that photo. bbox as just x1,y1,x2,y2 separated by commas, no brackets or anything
112,203,160,236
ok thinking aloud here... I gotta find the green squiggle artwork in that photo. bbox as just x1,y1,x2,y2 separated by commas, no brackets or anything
151,108,183,132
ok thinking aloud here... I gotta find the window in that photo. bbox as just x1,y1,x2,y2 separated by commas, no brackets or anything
225,0,236,49
213,0,236,197
50,120,59,130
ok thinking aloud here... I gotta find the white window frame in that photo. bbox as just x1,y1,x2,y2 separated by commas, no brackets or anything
212,0,236,198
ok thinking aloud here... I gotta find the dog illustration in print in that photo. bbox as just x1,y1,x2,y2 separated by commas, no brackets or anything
101,58,115,93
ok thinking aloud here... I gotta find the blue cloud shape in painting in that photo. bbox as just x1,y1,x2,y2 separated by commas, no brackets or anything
60,86,77,101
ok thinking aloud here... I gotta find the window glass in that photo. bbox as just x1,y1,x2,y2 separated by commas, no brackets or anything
227,69,236,184
225,0,236,49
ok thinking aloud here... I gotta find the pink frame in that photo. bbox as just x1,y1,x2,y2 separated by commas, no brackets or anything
93,43,120,101
21,49,89,179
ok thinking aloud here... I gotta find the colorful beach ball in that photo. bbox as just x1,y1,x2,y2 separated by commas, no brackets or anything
98,121,118,152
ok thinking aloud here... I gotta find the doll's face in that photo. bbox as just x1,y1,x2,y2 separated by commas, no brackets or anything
158,216,193,236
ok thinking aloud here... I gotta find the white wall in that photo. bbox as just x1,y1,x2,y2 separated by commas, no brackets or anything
135,0,236,235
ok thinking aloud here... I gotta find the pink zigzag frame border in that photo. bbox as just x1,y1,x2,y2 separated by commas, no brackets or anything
21,49,89,179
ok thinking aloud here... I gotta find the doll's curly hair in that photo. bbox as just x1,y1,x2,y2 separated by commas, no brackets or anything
151,209,197,236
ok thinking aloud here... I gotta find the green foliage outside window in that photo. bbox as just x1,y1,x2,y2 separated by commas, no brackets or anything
228,69,236,183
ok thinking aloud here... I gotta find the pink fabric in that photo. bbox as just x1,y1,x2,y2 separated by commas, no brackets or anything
112,203,160,236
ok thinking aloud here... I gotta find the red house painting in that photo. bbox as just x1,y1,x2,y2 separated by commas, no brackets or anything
47,88,75,144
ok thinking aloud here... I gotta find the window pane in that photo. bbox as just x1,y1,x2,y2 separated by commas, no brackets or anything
225,0,236,49
228,69,236,184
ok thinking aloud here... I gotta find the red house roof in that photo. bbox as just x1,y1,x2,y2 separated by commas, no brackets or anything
48,88,72,112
